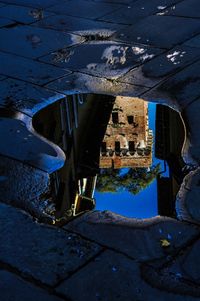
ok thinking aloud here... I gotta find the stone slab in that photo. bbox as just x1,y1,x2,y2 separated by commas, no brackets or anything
0,0,61,8
0,155,54,220
57,250,198,301
0,25,84,59
64,210,200,261
114,15,200,48
0,202,101,285
166,0,200,18
94,0,133,3
184,34,200,48
142,59,200,109
0,116,65,173
46,72,148,97
0,16,15,27
0,51,70,85
0,4,53,24
142,238,200,297
100,0,181,25
176,168,200,223
0,75,6,80
48,0,123,20
0,270,64,301
40,42,162,80
33,14,126,36
118,45,200,88
181,100,200,166
0,78,65,116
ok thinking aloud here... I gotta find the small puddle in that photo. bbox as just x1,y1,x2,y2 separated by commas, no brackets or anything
33,93,185,223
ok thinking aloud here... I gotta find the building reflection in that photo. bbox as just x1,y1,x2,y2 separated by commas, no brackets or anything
33,94,184,223
100,96,153,169
155,104,185,217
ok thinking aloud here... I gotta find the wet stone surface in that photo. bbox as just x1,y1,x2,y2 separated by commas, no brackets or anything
0,270,64,301
184,34,200,49
0,0,61,9
99,0,181,25
1,0,200,299
115,15,200,48
40,42,163,80
56,250,199,301
0,202,101,286
118,45,200,88
0,16,15,27
46,72,148,97
0,116,65,172
142,59,200,109
142,238,200,297
176,168,200,224
65,210,200,261
181,100,200,166
33,14,126,34
0,78,65,116
166,0,200,18
47,0,123,20
0,155,53,219
0,25,84,59
0,51,70,85
0,4,53,24
0,75,6,81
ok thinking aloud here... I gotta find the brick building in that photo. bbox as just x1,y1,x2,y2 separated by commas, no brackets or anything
100,97,153,168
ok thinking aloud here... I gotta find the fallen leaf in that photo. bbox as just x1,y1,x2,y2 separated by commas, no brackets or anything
160,239,170,247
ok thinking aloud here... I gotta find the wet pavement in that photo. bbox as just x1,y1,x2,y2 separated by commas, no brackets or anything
1,0,200,300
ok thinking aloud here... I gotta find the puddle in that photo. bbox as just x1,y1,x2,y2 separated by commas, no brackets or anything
33,94,185,223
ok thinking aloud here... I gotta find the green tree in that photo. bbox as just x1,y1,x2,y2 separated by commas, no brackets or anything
96,164,160,195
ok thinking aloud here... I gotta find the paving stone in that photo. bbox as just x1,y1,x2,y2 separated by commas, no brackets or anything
0,4,53,24
0,115,65,173
114,15,200,48
0,155,55,220
99,0,181,25
94,0,133,3
0,25,84,59
166,0,200,18
0,0,61,8
64,210,200,261
56,250,198,301
176,168,200,224
46,72,148,97
33,14,126,36
0,202,101,285
0,78,65,116
179,239,200,283
184,34,200,49
40,42,163,80
142,238,200,297
118,45,200,88
142,59,200,109
48,0,123,20
0,75,6,80
0,16,15,27
0,51,70,85
0,270,64,301
181,99,200,166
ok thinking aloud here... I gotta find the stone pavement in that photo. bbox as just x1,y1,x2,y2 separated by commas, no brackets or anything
0,0,200,300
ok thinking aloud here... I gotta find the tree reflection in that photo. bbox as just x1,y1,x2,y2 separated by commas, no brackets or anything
96,164,160,195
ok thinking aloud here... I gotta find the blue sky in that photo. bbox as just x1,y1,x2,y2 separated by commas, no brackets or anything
94,102,168,218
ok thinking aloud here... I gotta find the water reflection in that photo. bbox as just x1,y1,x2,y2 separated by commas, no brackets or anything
33,94,185,222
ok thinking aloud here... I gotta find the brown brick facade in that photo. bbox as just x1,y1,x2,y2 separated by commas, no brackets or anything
100,97,153,168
